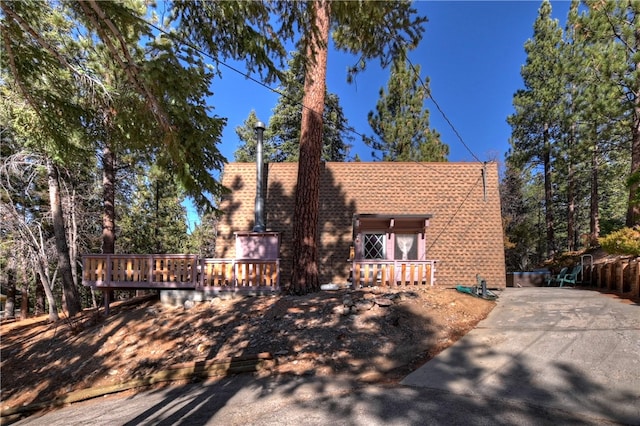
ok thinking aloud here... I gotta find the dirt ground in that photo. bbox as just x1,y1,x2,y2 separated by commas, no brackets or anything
0,285,496,414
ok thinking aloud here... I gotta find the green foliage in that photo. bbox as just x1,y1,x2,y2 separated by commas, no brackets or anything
627,170,640,211
578,0,640,226
117,166,188,254
234,54,352,163
171,1,289,84
1,0,229,213
501,159,546,270
599,227,640,256
508,0,564,169
504,0,636,263
507,0,564,257
330,1,427,82
234,110,277,163
184,212,219,257
367,58,447,161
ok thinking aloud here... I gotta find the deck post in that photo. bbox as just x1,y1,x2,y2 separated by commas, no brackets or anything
105,254,112,287
192,255,199,289
103,289,110,316
232,259,237,287
148,255,154,285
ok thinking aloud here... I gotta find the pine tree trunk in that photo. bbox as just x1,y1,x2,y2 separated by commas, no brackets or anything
35,277,45,316
627,87,640,227
567,166,575,251
566,85,578,252
290,0,330,294
102,144,116,254
5,268,16,318
67,184,79,291
20,284,28,320
102,143,116,314
34,261,60,322
543,124,555,257
47,158,82,316
590,133,600,247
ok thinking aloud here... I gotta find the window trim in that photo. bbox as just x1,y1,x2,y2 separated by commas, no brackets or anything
363,232,386,260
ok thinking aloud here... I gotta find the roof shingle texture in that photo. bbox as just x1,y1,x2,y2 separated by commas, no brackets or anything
218,162,506,288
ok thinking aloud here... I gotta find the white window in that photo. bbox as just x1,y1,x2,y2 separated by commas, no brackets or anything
395,234,418,260
363,233,385,259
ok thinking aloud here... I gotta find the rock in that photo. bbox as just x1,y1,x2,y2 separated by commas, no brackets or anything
401,291,419,300
375,298,393,307
354,300,374,312
358,370,384,383
333,305,349,316
321,283,340,291
183,300,195,310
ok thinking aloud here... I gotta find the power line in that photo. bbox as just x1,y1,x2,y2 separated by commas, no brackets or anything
131,10,486,240
405,57,482,163
427,173,484,253
130,13,450,171
134,16,370,139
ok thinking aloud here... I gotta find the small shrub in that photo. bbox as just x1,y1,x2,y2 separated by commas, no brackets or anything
598,226,640,257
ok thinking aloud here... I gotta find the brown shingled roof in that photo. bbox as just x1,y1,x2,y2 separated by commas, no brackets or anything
217,162,506,289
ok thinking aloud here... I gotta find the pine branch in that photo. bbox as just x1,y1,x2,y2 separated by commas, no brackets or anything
1,2,110,105
78,0,173,136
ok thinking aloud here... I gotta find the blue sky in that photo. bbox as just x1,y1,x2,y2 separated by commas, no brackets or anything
207,1,571,166
185,1,572,226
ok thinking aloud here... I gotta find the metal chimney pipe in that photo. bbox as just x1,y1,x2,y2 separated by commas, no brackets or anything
253,121,266,232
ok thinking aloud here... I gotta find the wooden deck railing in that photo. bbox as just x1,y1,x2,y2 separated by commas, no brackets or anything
583,258,640,298
82,254,280,291
352,260,436,287
200,258,280,288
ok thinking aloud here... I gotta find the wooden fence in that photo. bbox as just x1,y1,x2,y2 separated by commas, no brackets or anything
82,254,280,292
582,258,640,298
352,260,436,287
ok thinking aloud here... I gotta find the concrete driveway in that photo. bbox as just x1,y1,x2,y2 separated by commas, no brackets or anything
403,287,640,424
14,288,640,425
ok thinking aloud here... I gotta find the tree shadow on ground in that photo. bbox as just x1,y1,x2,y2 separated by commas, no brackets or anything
6,289,638,425
0,306,138,411
217,163,357,287
110,291,446,426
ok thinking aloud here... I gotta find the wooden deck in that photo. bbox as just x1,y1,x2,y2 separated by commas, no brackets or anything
82,254,437,293
352,260,437,287
82,254,280,292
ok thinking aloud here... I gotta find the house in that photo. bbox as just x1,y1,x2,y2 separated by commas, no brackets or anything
216,161,506,289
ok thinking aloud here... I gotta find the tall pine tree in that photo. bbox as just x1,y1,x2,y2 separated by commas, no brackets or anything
582,0,640,226
368,58,448,161
508,0,564,257
178,1,427,293
234,54,352,163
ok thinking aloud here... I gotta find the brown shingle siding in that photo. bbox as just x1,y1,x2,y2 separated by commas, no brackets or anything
218,162,506,288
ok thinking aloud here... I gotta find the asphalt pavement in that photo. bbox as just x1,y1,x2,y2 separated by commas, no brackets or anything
13,288,640,425
402,287,640,425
